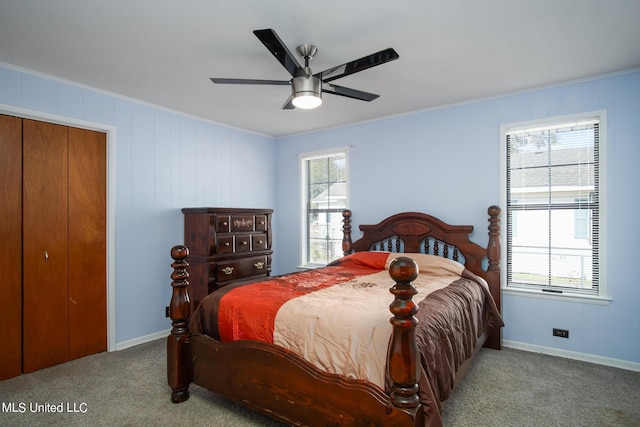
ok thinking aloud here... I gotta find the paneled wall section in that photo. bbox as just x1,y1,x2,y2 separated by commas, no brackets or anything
0,65,276,345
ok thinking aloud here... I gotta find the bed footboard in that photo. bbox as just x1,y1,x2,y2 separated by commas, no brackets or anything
167,246,423,426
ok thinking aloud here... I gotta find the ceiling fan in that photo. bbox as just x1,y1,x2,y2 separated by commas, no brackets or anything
210,29,399,110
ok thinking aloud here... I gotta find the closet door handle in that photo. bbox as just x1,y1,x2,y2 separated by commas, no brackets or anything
44,251,49,263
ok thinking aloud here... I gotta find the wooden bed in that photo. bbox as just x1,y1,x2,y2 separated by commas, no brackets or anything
167,206,502,426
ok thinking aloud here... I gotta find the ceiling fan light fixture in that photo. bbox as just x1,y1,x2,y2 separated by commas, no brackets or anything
292,73,322,109
292,93,322,109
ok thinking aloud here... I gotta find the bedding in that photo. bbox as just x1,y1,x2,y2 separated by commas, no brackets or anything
189,250,503,422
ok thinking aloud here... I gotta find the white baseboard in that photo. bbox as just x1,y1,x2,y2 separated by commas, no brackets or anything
115,329,170,351
503,340,640,372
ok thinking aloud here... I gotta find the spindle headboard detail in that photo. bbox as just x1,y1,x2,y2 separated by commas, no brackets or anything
342,207,501,284
364,235,466,262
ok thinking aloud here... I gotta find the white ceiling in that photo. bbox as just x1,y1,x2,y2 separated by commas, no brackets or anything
1,0,639,137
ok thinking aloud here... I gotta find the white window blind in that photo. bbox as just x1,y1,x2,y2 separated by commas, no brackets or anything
506,118,600,296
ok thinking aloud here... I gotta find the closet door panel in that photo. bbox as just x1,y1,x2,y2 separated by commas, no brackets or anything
22,119,69,373
68,127,107,359
0,115,23,380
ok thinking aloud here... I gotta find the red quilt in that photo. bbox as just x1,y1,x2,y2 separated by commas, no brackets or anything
192,251,390,342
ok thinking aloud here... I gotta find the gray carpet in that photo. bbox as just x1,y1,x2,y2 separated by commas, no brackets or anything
0,339,638,426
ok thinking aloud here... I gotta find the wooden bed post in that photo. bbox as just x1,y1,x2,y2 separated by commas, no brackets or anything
485,205,502,350
167,245,192,403
387,257,421,417
342,209,353,256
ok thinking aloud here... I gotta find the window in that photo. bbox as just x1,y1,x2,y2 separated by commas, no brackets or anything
574,198,590,240
502,113,606,298
300,149,348,267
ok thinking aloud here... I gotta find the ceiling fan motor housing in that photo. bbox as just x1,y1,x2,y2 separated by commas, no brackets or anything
292,67,322,99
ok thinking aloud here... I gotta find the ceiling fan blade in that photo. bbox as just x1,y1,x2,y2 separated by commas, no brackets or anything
253,29,304,78
323,83,379,102
281,94,295,109
319,48,399,83
210,78,290,85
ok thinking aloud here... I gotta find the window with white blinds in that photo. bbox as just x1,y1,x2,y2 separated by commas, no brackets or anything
505,115,603,296
300,149,348,268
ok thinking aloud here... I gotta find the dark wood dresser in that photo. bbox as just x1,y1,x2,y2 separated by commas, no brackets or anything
182,207,273,312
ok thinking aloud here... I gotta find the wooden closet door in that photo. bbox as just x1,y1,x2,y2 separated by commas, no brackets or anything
22,119,70,373
0,115,23,380
68,127,107,359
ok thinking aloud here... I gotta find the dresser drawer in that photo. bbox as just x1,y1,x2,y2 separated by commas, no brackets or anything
235,235,252,252
215,256,268,282
216,215,231,233
231,215,255,232
255,215,268,231
217,235,234,254
252,233,268,251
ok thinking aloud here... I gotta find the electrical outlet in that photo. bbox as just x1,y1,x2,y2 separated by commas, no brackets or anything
553,328,569,338
165,306,170,318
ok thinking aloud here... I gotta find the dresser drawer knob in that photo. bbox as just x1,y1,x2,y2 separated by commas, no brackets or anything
224,242,230,246
221,267,234,275
223,221,228,226
257,240,263,244
254,262,265,270
242,241,248,245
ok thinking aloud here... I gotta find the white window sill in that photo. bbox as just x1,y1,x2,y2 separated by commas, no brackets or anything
503,287,611,305
296,264,325,271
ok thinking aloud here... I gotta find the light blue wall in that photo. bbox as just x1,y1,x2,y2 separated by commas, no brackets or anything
274,71,640,365
0,64,276,346
2,63,638,366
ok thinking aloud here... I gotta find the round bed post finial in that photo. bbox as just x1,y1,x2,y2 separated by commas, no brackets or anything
342,209,353,256
387,257,421,411
167,245,192,403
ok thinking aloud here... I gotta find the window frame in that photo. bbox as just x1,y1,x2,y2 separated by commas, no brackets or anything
299,147,349,269
500,111,609,304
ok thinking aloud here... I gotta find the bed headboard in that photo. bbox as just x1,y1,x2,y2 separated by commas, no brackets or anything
341,206,501,286
341,207,502,350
